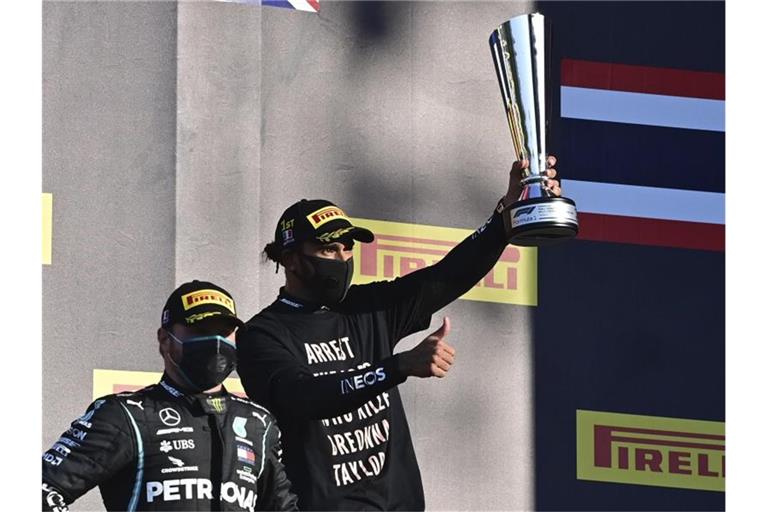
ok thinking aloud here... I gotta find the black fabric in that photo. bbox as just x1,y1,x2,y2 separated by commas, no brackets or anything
42,377,297,511
237,207,508,511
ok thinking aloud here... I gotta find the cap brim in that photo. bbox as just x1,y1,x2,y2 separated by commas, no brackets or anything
185,311,244,329
314,226,374,244
348,226,374,243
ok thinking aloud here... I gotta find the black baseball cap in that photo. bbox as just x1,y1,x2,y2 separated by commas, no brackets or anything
273,199,374,251
161,280,244,329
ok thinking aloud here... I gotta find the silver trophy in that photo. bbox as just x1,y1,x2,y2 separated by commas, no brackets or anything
490,13,578,246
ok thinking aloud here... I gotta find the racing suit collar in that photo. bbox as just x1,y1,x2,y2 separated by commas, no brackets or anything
159,373,229,415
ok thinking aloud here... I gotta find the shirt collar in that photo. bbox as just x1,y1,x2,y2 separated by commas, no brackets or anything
276,287,330,313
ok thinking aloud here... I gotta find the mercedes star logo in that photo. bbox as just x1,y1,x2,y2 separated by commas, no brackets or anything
159,408,181,426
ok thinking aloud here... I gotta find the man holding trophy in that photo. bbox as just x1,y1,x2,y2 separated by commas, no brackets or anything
236,12,577,511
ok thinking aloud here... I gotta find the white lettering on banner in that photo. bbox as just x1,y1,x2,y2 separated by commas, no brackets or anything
304,337,355,365
326,419,390,456
340,367,387,395
332,451,387,486
146,480,254,511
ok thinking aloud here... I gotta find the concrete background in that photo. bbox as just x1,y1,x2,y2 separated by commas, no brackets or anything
43,1,535,510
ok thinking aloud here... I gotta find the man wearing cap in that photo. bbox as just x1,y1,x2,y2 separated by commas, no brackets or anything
236,160,561,510
42,280,298,512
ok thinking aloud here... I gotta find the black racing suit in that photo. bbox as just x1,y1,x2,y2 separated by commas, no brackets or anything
42,376,298,511
237,204,510,510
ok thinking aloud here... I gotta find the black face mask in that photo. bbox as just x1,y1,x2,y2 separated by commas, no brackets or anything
297,254,354,305
167,332,237,393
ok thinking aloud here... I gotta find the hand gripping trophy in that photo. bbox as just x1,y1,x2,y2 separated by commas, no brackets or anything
490,13,579,245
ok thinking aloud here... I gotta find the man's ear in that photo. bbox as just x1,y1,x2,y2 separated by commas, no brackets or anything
157,327,169,357
281,250,298,272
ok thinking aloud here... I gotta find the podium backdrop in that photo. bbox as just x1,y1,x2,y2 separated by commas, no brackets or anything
43,1,724,510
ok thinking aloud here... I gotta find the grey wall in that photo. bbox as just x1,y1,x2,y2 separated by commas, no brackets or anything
43,2,178,509
43,1,535,510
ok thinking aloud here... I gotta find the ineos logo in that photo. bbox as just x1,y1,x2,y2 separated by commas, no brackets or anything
159,408,181,426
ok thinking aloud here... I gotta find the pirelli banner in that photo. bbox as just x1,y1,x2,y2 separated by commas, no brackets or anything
576,410,724,493
349,217,538,306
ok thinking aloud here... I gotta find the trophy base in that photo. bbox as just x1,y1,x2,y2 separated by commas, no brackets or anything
503,197,579,247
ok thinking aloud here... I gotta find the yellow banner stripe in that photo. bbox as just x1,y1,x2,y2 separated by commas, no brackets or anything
92,369,246,400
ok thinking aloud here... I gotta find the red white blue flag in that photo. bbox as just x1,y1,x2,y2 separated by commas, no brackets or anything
237,445,256,465
556,58,725,252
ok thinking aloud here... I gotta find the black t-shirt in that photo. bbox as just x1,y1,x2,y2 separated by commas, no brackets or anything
237,207,508,511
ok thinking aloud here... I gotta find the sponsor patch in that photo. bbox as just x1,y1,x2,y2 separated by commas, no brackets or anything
237,445,256,465
186,311,222,324
237,468,258,484
159,408,182,426
307,206,349,229
161,455,199,474
159,439,196,453
156,427,194,436
316,226,355,243
56,437,81,449
233,417,248,438
206,397,227,414
576,409,725,492
126,399,144,410
65,426,88,441
43,453,63,466
340,367,386,395
181,289,236,314
145,480,257,511
76,399,106,429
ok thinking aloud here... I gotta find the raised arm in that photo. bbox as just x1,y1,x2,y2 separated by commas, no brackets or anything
343,158,561,340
